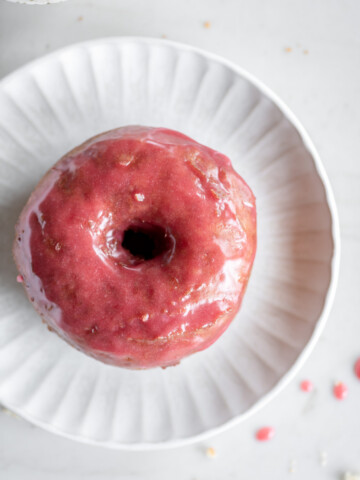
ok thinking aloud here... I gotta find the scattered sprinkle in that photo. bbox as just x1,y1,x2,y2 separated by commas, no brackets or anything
300,379,314,392
134,193,145,202
87,325,98,334
320,450,328,467
289,459,297,473
354,357,360,380
141,314,149,322
77,16,83,21
203,21,211,29
284,47,292,53
343,473,360,480
16,275,24,283
206,447,217,458
333,382,348,400
55,242,62,252
255,426,275,442
117,153,134,166
303,49,309,55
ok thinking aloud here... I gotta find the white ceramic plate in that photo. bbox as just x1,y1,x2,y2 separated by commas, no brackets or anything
0,37,339,449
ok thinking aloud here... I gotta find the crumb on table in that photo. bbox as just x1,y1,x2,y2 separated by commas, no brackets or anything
203,21,211,29
354,357,360,379
255,426,275,441
343,473,360,480
300,379,313,392
333,381,348,400
0,406,20,420
320,450,328,467
206,447,217,458
289,459,297,473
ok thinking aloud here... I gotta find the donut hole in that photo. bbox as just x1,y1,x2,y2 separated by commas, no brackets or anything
122,223,175,263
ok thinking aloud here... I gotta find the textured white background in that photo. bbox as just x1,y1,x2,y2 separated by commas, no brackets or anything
0,0,359,479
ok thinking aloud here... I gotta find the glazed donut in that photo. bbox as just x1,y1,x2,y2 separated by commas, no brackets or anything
13,126,256,369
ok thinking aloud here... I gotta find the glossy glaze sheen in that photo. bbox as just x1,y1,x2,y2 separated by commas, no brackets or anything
13,126,256,368
1,38,337,446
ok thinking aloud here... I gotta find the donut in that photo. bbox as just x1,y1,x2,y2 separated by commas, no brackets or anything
13,126,256,369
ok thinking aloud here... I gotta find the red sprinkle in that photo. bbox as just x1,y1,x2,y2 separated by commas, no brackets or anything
333,382,348,400
256,426,275,442
300,380,313,392
354,358,360,380
16,275,24,283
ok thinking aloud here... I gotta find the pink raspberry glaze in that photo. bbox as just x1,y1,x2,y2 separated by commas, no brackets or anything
13,126,256,369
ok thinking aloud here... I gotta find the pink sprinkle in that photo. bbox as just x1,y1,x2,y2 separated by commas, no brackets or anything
16,275,23,283
300,380,314,392
256,426,275,442
333,382,348,400
354,358,360,380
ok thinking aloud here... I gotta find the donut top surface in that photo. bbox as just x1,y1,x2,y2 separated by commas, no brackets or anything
14,127,256,360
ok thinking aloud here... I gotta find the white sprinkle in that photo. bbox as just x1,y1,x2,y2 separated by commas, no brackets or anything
134,193,145,202
141,314,149,322
206,447,217,458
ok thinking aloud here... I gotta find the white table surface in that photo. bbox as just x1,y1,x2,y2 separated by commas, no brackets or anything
0,0,359,478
